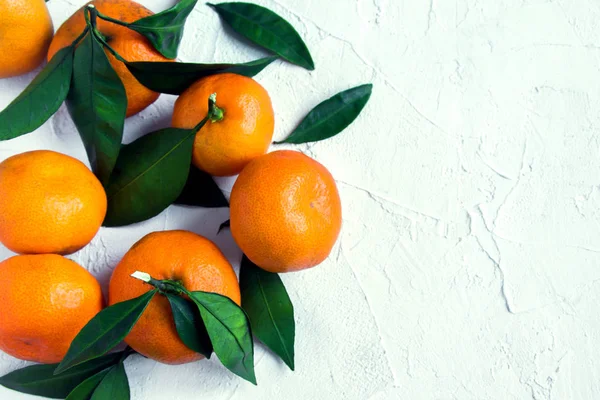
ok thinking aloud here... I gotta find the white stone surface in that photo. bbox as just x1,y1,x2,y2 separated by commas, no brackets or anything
1,0,599,398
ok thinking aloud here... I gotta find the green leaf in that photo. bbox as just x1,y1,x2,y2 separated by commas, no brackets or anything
89,362,130,400
218,219,230,234
175,165,229,208
66,32,127,185
126,56,277,95
0,46,73,141
65,369,110,400
276,84,372,144
127,0,198,59
208,2,314,70
103,127,197,227
56,290,157,374
240,255,295,370
166,293,213,358
0,352,121,399
189,291,256,384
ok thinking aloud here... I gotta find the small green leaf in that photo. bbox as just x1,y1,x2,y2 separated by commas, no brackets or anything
126,56,277,95
276,84,372,144
0,352,121,399
166,293,213,358
218,219,230,234
175,165,229,208
208,2,314,70
90,362,130,400
0,46,74,141
65,369,110,400
67,32,127,185
56,290,157,374
189,291,256,384
103,127,198,227
127,0,198,59
240,255,295,370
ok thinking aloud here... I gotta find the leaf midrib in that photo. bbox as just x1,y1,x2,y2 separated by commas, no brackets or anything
59,291,155,371
107,130,194,200
286,89,369,142
217,6,310,66
193,294,250,363
256,273,292,364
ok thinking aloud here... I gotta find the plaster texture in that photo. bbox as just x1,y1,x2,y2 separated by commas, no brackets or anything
1,0,599,399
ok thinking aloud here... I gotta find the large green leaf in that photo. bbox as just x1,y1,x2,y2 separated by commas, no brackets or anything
174,165,229,208
89,362,129,400
0,352,121,399
56,290,157,374
189,291,256,384
166,293,213,358
0,46,74,141
208,2,314,70
126,56,277,95
103,127,198,227
127,0,198,59
240,256,295,370
65,369,110,400
276,84,372,144
66,32,127,185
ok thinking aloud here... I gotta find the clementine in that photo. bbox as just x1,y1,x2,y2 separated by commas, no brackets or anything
172,73,275,176
0,254,103,364
0,0,53,79
230,150,342,273
48,0,171,117
0,150,107,255
108,230,241,365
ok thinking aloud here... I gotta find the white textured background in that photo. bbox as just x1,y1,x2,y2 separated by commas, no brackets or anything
1,0,599,399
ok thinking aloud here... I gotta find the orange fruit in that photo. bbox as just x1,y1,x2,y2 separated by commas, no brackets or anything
172,73,275,176
108,230,241,365
48,0,171,117
0,254,103,364
0,150,107,255
230,150,342,273
0,0,53,78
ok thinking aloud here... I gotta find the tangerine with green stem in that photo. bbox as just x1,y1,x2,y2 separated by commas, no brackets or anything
108,230,241,365
48,0,172,117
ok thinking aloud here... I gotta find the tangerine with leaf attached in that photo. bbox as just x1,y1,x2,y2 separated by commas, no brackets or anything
48,0,171,117
109,230,241,364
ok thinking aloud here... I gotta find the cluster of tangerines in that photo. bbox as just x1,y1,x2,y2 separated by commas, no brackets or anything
0,0,367,398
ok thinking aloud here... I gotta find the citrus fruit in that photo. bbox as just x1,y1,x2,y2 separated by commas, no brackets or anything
172,73,275,176
230,150,342,273
0,150,107,255
47,0,171,117
108,230,241,364
0,254,103,364
0,0,53,78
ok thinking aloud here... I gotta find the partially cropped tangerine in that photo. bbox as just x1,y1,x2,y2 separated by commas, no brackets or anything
230,150,342,273
172,73,275,176
48,0,171,117
0,0,54,78
0,150,107,255
0,254,103,364
109,230,241,365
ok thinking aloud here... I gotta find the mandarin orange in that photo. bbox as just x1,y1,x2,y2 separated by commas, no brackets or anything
230,150,342,273
172,73,275,176
48,0,171,116
108,230,240,364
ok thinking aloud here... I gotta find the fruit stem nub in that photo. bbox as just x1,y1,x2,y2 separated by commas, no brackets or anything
208,93,224,123
130,271,185,295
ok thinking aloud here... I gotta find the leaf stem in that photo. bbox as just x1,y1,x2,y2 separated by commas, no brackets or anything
130,270,186,295
84,5,128,63
69,26,91,49
93,8,132,28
